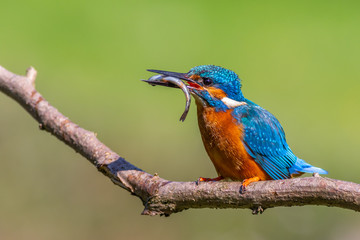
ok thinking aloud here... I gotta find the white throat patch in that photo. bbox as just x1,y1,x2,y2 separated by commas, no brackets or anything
221,97,246,108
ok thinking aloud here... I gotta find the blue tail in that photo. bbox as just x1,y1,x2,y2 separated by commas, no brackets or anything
289,158,328,175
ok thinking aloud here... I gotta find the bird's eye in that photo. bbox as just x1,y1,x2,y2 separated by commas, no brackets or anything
202,77,213,86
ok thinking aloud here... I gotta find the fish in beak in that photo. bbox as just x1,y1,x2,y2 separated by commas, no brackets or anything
142,69,200,121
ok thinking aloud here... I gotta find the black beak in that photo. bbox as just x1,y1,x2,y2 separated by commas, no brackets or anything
146,69,192,81
143,69,197,88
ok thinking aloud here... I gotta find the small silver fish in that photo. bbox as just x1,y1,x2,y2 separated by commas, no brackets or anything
143,74,191,121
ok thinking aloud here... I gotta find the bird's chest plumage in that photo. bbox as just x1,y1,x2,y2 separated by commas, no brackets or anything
196,101,270,181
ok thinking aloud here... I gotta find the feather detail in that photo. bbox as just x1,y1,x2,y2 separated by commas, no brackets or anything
195,98,271,181
232,99,327,180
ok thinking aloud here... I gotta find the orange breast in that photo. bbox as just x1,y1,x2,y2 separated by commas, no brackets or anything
196,100,271,181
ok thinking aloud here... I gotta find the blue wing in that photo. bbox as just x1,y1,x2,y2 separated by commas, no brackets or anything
232,100,298,180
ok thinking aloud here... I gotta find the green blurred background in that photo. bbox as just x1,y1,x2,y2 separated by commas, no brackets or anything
1,0,360,239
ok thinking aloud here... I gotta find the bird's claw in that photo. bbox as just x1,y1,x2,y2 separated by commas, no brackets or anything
196,177,204,185
196,176,224,185
239,184,247,194
239,176,260,194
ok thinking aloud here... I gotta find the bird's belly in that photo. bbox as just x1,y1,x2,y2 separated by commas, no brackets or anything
196,104,270,181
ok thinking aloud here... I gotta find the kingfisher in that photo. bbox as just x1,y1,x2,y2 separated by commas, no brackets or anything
145,65,328,192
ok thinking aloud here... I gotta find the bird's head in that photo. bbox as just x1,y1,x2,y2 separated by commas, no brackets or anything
147,65,245,111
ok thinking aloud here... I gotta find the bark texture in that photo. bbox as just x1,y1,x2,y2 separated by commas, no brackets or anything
0,65,359,216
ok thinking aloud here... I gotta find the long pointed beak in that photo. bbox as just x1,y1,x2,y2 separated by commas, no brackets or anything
143,69,200,90
147,69,192,82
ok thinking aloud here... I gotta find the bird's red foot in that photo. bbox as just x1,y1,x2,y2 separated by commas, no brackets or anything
196,176,224,185
240,176,260,194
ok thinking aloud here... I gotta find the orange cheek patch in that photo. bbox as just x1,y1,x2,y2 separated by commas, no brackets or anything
188,74,203,89
207,87,227,99
189,74,201,81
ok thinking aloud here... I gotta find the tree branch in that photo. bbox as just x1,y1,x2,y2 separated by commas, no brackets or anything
0,65,359,216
